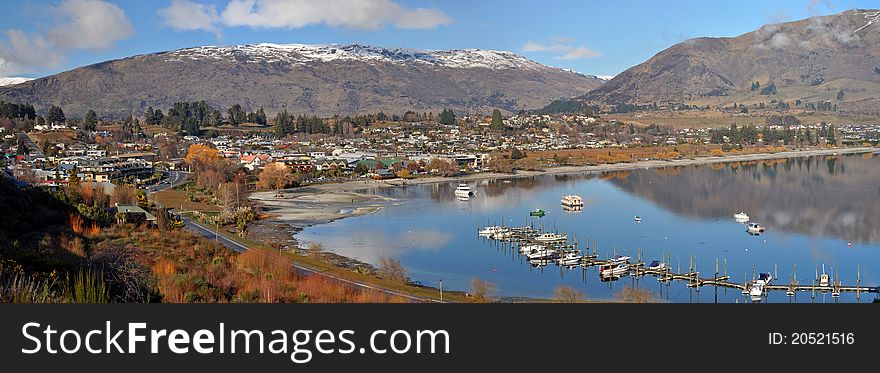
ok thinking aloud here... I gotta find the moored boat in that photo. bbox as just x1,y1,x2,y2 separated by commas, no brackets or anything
734,211,750,221
525,247,558,260
529,208,546,217
478,226,508,236
746,222,765,233
534,233,567,243
454,183,474,197
561,195,584,207
819,264,830,287
556,251,583,266
599,255,631,277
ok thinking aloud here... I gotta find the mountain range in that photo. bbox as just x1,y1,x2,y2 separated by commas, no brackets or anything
578,9,880,114
0,44,604,119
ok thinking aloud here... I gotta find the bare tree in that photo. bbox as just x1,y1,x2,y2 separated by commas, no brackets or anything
469,278,496,302
615,286,657,303
553,285,585,303
377,256,407,284
307,242,324,259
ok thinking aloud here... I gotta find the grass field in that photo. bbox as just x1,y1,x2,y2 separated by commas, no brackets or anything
153,188,221,212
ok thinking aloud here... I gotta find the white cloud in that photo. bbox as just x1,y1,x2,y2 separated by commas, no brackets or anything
0,30,64,76
557,47,602,60
522,39,601,60
158,0,222,38
46,0,133,50
0,0,132,76
220,0,452,30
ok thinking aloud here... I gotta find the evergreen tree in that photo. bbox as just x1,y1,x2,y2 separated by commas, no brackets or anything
83,110,98,132
826,124,837,145
47,105,66,124
490,109,504,130
256,106,267,126
438,109,456,126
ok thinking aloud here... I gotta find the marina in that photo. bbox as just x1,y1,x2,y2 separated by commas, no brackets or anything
475,222,877,302
298,153,880,302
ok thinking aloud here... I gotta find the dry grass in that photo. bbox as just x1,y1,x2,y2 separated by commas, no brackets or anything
154,188,220,212
526,144,792,166
103,225,417,303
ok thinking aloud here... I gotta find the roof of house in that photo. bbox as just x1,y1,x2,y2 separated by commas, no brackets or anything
115,204,157,221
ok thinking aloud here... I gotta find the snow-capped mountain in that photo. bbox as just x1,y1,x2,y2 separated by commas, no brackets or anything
0,43,604,118
162,43,559,71
0,77,33,87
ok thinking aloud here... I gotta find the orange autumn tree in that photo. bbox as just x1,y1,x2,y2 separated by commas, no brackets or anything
184,144,221,172
257,162,294,195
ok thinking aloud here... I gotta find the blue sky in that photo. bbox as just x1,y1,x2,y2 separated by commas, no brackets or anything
0,0,876,78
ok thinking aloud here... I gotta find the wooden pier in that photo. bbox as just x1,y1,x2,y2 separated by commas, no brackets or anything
478,222,878,301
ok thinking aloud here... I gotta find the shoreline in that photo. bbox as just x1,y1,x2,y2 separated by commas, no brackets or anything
247,146,876,282
277,146,878,196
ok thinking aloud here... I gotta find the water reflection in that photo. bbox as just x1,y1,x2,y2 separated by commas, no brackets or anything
301,153,880,302
610,154,880,243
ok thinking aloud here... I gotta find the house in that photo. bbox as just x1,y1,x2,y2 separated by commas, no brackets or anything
314,158,348,171
240,154,272,171
114,204,157,227
371,168,396,180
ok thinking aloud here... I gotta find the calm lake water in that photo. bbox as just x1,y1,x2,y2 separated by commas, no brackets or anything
299,153,880,303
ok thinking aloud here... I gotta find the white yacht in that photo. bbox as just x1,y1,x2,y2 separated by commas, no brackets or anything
647,260,667,270
746,223,765,233
454,183,474,197
534,233,567,243
734,212,750,222
518,244,544,254
525,247,558,260
599,255,631,277
749,282,765,300
556,252,583,266
478,226,508,236
749,272,772,300
561,195,584,207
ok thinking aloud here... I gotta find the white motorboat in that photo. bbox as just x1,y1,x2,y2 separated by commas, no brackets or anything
562,204,583,213
454,183,474,197
479,226,508,236
534,233,567,243
561,195,584,207
746,222,765,233
519,244,544,254
525,248,558,260
646,260,667,270
819,264,830,287
599,255,631,277
734,212,750,222
749,282,765,300
633,216,642,222
556,252,583,266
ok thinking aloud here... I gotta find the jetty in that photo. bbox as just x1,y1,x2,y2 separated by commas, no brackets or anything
478,222,878,302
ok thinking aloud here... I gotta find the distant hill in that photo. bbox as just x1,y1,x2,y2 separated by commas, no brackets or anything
577,9,880,114
0,43,604,119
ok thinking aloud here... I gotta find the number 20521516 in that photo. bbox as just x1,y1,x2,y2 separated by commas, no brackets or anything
768,332,854,345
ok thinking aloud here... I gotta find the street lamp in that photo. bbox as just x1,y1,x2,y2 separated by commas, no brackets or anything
439,277,443,303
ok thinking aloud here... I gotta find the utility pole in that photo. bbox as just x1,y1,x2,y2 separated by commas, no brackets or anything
439,278,443,303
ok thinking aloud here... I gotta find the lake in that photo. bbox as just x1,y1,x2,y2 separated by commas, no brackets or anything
298,153,880,303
